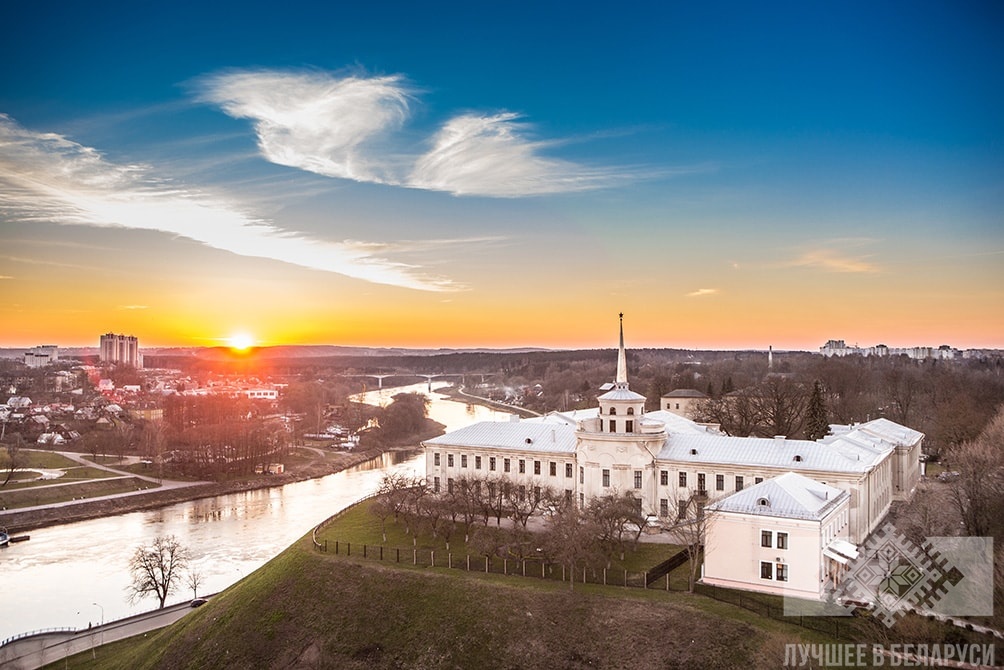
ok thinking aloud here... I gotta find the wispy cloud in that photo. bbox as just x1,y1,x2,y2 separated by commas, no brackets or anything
0,114,461,291
784,239,881,274
0,275,12,280
196,69,640,197
686,288,720,298
118,305,149,310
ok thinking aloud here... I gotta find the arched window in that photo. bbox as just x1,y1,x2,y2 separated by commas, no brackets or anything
609,407,617,415
627,407,635,415
757,497,770,507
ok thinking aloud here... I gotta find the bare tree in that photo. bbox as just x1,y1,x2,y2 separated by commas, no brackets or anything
187,564,204,600
540,502,605,591
586,491,646,563
669,493,718,592
946,405,1004,539
1,433,23,488
127,535,190,609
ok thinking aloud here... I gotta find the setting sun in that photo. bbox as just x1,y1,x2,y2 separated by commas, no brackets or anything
228,332,255,351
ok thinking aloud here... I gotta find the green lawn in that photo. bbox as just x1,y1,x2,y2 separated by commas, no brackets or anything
0,476,161,509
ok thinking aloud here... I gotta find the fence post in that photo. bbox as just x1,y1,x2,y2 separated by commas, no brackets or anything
583,567,586,584
562,565,565,582
324,539,327,553
335,541,339,554
522,560,526,577
347,542,351,556
413,548,417,565
396,548,400,563
431,550,434,567
363,544,367,558
380,546,383,561
624,569,627,587
504,558,507,575
486,557,490,574
449,553,452,569
644,571,648,589
467,555,470,571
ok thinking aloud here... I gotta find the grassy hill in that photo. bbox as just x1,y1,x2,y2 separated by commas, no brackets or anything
54,507,839,669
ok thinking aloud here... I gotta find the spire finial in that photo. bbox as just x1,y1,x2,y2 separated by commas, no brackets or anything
616,313,627,386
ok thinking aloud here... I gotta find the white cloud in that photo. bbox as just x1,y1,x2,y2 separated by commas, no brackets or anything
118,305,149,310
784,240,881,274
0,114,460,292
686,288,720,298
197,69,635,197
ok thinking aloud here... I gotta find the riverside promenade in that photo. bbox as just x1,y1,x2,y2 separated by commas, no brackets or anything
0,597,209,670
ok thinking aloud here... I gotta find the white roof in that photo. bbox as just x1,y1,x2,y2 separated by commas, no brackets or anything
423,420,576,454
709,472,848,521
656,430,888,473
598,387,647,402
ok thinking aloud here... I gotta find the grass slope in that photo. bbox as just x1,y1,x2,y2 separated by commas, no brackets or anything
56,531,831,670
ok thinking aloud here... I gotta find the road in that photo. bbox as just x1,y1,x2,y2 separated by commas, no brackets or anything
0,597,209,670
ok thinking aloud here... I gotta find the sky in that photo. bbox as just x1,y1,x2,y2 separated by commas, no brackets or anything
1,1,1002,351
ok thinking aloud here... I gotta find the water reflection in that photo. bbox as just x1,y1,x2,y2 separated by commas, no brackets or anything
0,381,506,641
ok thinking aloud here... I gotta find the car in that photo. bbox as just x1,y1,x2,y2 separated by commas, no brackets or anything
190,598,207,608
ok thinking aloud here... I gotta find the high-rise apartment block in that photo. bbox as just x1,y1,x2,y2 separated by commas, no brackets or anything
99,333,143,368
24,345,58,368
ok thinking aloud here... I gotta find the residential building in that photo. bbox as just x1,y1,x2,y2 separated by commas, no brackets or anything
99,333,143,368
24,345,58,368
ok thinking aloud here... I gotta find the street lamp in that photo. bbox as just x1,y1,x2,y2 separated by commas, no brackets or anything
92,603,104,647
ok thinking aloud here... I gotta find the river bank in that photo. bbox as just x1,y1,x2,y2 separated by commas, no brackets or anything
0,419,443,534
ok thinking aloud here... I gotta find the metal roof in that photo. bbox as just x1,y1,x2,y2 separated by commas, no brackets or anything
662,389,708,398
709,472,848,521
423,420,577,454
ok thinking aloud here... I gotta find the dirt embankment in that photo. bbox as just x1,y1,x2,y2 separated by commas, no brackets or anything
0,419,443,533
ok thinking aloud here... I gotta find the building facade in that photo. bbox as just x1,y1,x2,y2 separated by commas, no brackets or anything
99,333,143,368
424,319,923,549
24,345,58,368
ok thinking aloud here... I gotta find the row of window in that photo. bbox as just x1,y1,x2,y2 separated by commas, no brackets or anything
665,470,764,492
433,453,573,478
761,561,789,582
761,530,789,550
600,469,644,489
431,476,573,503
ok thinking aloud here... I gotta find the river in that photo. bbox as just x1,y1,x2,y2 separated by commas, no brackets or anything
0,382,509,641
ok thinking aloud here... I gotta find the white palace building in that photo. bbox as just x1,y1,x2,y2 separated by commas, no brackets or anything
423,317,924,600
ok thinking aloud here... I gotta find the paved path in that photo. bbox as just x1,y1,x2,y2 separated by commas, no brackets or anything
0,597,210,670
3,450,211,514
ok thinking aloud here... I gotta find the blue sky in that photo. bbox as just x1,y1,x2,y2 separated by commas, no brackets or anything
1,1,1002,349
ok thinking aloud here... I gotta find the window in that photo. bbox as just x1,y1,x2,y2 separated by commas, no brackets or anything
660,470,669,486
565,463,573,478
434,453,440,466
475,456,481,470
776,563,788,582
761,530,772,547
579,466,584,484
678,472,687,487
518,485,526,502
715,474,725,491
678,500,688,519
448,478,455,494
433,476,440,493
777,532,788,550
461,454,468,468
760,561,773,580
755,477,763,484
549,462,556,477
602,469,610,487
489,457,496,471
447,454,454,467
504,458,511,473
634,470,642,489
735,476,744,491
533,486,541,502
534,460,541,475
697,473,706,492
609,419,616,432
565,489,572,501
675,402,680,410
625,420,634,433
579,493,585,507
609,407,617,415
660,498,669,517
627,407,635,415
488,482,496,498
519,459,526,474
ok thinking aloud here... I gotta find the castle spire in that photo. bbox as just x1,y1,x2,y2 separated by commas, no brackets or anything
616,312,627,386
